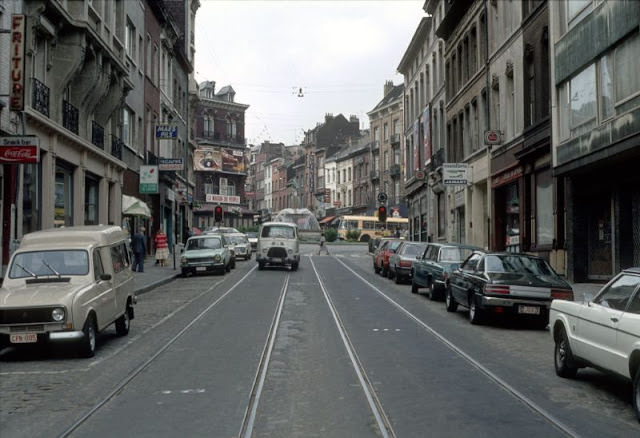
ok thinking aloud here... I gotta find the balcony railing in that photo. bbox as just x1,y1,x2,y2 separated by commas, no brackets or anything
91,121,104,150
390,133,401,145
111,135,124,160
390,164,401,177
62,100,79,134
370,170,380,180
31,78,50,117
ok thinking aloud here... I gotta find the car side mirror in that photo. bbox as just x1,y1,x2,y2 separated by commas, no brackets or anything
100,273,112,281
583,293,594,304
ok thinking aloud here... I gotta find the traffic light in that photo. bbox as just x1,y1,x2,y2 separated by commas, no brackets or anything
378,205,387,223
214,205,223,222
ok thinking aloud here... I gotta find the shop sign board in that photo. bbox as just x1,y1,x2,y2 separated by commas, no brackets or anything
139,165,159,194
10,15,26,111
206,194,240,204
443,163,469,185
158,158,183,171
0,136,39,163
155,125,178,139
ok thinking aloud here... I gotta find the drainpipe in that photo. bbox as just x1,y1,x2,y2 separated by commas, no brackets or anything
484,0,492,251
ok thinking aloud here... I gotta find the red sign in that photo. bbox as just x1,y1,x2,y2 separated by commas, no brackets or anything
0,136,40,163
10,15,25,112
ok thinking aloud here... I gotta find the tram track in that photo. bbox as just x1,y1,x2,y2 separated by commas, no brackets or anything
56,265,259,438
331,254,580,438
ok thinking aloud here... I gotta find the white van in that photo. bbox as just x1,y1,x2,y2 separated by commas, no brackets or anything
0,225,135,357
256,222,300,271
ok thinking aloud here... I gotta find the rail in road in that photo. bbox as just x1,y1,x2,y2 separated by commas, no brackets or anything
2,247,638,437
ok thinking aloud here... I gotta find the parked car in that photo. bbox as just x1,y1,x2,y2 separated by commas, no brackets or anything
180,234,234,276
388,241,427,284
550,267,640,421
368,237,382,254
205,226,240,234
446,251,573,327
0,225,136,358
373,239,403,277
256,222,300,271
411,243,482,300
246,232,259,252
228,233,252,260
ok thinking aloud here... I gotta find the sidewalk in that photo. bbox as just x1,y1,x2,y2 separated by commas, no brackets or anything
132,255,180,295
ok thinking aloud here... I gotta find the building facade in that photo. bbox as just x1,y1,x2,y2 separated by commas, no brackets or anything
550,0,640,281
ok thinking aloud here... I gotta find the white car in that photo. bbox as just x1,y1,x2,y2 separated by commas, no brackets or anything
550,267,640,421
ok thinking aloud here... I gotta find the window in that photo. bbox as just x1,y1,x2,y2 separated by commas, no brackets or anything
595,274,640,311
558,64,596,140
615,35,640,103
125,20,136,59
55,164,74,227
122,107,133,145
599,52,614,120
226,117,237,138
93,250,104,282
383,123,389,141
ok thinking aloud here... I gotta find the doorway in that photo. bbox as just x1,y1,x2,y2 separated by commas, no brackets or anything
587,194,613,280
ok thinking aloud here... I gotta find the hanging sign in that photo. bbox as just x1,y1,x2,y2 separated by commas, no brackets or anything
10,15,26,111
139,165,159,194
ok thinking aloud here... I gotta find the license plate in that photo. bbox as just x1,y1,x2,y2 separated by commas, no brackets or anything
196,266,207,271
518,305,540,315
10,333,38,343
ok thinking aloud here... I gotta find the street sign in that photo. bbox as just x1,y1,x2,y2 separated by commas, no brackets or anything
377,192,388,203
484,130,502,145
155,125,178,139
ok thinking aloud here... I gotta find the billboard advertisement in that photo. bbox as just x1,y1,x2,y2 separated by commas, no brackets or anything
194,147,245,173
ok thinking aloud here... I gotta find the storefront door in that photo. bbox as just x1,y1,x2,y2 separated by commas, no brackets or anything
587,194,613,280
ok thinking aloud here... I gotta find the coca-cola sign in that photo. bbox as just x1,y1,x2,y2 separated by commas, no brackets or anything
0,136,40,163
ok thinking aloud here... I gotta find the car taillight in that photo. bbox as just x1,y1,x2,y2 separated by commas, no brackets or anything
484,284,510,294
399,260,412,267
551,289,574,301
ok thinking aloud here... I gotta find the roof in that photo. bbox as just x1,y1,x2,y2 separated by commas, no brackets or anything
19,226,129,249
368,83,404,113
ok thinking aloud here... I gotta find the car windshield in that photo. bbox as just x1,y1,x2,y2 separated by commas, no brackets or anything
484,255,556,275
9,250,90,278
187,237,222,250
231,235,248,244
262,226,295,239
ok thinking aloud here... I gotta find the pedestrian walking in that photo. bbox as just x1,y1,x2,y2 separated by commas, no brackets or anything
131,226,147,272
154,228,169,267
318,232,329,255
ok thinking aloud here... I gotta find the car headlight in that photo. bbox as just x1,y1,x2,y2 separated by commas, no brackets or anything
214,255,221,262
180,257,187,264
288,249,293,254
52,307,65,322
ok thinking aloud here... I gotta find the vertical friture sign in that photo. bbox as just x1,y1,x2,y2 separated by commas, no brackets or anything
10,14,26,112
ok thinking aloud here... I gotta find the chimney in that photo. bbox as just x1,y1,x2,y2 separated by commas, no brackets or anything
325,113,334,122
384,80,394,97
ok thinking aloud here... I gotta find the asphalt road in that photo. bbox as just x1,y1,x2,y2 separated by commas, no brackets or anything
1,243,638,438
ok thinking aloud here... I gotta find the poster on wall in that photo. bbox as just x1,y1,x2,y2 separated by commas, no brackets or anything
194,147,245,172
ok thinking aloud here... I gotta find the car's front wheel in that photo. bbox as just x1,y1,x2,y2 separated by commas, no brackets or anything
554,326,578,378
258,261,265,270
79,315,97,358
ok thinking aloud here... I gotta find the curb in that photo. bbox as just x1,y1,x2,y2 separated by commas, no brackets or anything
135,273,179,296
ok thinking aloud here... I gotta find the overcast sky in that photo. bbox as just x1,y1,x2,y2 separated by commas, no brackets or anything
194,0,424,146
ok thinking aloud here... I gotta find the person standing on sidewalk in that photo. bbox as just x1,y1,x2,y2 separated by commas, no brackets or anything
131,226,147,272
154,228,169,267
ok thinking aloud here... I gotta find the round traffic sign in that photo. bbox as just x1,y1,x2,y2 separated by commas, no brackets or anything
377,192,388,203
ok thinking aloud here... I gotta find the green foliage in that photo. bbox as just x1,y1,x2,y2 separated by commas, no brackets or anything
346,229,362,241
324,228,338,242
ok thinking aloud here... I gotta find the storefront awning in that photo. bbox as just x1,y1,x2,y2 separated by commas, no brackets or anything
122,194,151,218
319,215,336,224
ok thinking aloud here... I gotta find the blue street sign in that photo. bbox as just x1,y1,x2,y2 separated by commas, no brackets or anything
155,124,178,139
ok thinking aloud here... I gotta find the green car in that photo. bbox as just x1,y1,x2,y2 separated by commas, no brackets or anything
180,234,233,276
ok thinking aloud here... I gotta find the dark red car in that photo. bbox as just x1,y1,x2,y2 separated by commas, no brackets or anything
374,239,403,277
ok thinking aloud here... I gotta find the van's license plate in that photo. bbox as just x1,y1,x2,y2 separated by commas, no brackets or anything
10,333,38,343
518,305,540,315
196,267,207,271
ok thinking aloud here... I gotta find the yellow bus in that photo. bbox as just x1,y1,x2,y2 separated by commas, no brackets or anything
336,215,409,241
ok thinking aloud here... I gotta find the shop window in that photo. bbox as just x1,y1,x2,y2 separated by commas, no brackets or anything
22,163,40,234
505,183,520,252
437,193,446,237
535,170,553,246
85,174,99,225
